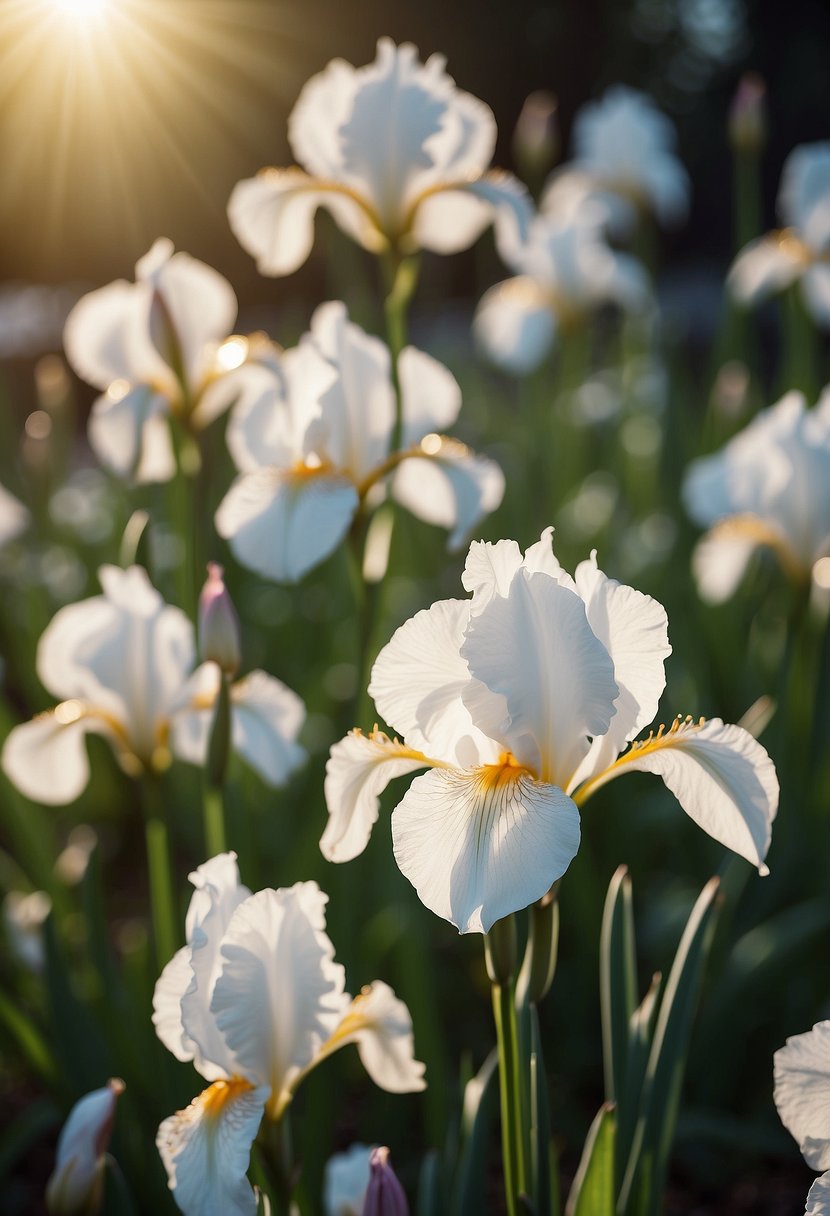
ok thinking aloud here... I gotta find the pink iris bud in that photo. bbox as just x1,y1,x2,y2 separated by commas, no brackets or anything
198,563,241,677
728,73,766,153
46,1078,124,1215
362,1147,409,1216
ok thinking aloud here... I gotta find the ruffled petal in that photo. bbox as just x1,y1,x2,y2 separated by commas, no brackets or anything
175,854,253,1082
411,170,532,262
368,598,499,764
808,1173,830,1216
157,1079,267,1216
392,438,505,551
215,469,359,583
230,670,306,787
461,569,619,787
728,235,804,305
2,712,93,805
321,981,426,1092
473,277,556,374
774,1021,830,1170
569,555,671,784
582,717,778,872
153,946,199,1064
228,171,381,277
461,538,523,604
321,730,433,863
211,885,349,1115
392,763,581,933
398,347,462,445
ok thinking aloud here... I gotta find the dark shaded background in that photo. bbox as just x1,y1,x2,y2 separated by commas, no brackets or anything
2,0,829,309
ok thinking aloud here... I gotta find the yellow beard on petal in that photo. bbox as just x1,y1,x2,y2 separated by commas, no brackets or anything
477,752,536,789
199,1077,255,1121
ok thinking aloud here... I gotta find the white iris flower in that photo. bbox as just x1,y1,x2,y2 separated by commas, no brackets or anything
64,239,246,483
474,209,650,374
154,855,425,1216
1,565,306,804
215,301,504,583
321,530,778,934
775,1021,830,1215
730,143,830,326
683,388,830,602
228,38,531,277
543,86,690,234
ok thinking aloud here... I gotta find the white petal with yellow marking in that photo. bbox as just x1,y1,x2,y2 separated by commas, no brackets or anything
157,1079,268,1216
392,762,580,933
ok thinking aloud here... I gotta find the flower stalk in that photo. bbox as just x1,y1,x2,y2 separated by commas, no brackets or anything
141,775,176,967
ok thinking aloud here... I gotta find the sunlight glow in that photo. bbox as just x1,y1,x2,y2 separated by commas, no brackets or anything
52,0,110,19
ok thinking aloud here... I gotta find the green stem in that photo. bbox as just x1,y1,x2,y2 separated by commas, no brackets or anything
492,981,528,1215
203,784,226,856
166,415,201,621
142,779,177,967
782,285,818,399
383,253,420,455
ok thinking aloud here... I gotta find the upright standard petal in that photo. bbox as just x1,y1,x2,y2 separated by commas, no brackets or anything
216,469,359,584
569,555,670,782
321,730,433,864
779,143,830,253
578,717,778,872
774,1021,830,1171
63,280,162,391
461,570,619,787
157,1079,268,1216
392,763,581,933
211,884,349,1118
321,981,426,1093
146,249,237,393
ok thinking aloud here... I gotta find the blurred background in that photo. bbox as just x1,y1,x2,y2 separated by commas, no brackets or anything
2,0,830,337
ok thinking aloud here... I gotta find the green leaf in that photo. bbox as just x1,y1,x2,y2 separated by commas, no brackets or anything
599,866,637,1107
565,1103,617,1216
0,988,58,1086
618,877,721,1216
454,1049,499,1216
417,1149,443,1216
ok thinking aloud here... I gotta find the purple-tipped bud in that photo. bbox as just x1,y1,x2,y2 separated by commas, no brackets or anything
362,1147,408,1216
46,1078,124,1215
728,73,766,153
199,563,241,677
512,90,559,181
